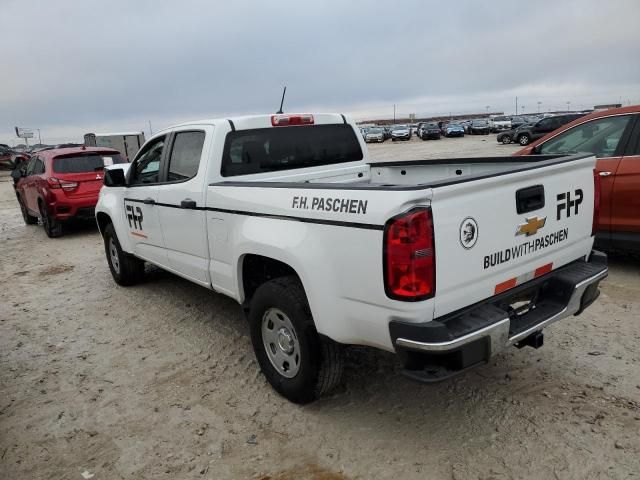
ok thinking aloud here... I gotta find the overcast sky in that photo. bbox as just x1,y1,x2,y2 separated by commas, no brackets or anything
2,0,639,145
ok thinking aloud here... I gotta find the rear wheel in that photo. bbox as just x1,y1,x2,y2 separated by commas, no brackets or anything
103,223,145,286
18,197,38,225
39,202,63,238
518,134,531,146
249,276,343,404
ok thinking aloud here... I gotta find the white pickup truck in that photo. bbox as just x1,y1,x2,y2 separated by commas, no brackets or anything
96,113,607,403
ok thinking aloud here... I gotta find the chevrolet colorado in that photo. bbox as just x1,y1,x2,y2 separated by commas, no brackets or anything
96,113,607,403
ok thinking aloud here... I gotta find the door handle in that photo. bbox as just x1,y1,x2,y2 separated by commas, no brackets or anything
598,171,612,177
142,198,156,205
181,198,197,209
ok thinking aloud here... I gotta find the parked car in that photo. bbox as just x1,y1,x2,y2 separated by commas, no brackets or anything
509,116,529,130
490,116,512,132
96,112,606,404
365,127,385,143
512,113,586,146
496,123,533,144
420,122,442,140
515,105,640,252
459,120,472,133
469,119,490,135
391,124,411,141
12,146,126,237
444,123,465,137
0,145,14,170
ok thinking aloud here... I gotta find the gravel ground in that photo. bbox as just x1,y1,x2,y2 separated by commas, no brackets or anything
1,135,639,479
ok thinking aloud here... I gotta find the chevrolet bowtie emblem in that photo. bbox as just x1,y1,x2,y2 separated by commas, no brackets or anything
516,216,547,236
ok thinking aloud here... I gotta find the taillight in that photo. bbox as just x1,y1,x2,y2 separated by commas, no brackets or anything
592,168,601,236
47,177,78,191
384,207,435,301
271,114,314,126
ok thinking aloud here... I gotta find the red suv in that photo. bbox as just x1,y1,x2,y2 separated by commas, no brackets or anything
13,146,126,237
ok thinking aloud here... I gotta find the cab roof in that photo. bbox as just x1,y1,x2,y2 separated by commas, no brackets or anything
157,113,349,133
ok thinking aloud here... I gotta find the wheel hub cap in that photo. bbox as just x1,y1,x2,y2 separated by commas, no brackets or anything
261,308,300,378
277,327,294,354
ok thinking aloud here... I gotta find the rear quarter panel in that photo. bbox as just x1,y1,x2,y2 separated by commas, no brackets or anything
205,184,435,351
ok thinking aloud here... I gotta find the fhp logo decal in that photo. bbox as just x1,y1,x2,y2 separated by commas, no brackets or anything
556,189,583,220
126,204,144,230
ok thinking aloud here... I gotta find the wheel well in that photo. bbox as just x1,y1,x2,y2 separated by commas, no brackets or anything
96,212,112,234
241,254,299,305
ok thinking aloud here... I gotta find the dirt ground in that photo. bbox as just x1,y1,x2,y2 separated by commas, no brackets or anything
1,135,639,479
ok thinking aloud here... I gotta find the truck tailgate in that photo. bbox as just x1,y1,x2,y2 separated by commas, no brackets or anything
431,154,597,318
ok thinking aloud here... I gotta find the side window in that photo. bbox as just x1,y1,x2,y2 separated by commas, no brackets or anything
537,118,555,130
130,136,165,185
25,157,37,175
33,158,46,174
539,115,632,158
628,116,640,155
167,131,205,182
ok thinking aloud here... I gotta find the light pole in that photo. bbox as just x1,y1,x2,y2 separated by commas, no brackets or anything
393,104,396,124
521,105,525,115
37,129,42,145
537,101,542,114
566,101,571,111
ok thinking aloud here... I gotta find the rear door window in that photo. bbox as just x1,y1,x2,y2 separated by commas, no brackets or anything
33,158,46,174
167,131,205,181
221,124,363,177
53,153,126,173
538,115,633,158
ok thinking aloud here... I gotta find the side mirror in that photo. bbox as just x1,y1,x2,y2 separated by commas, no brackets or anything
10,169,23,181
104,168,127,187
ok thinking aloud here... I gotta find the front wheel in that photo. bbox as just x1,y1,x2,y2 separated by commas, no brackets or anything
249,276,343,404
103,223,145,286
501,136,512,144
18,197,38,225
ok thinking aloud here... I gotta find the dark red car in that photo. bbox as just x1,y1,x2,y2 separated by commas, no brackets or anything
13,146,126,237
514,105,640,252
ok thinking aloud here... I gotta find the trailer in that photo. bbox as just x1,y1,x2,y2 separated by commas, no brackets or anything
84,132,145,160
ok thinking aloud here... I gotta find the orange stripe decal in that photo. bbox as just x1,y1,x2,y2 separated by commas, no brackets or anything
495,278,517,294
534,263,553,277
131,231,148,239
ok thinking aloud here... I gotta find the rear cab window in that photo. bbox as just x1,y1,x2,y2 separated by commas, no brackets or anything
221,124,363,177
53,153,126,173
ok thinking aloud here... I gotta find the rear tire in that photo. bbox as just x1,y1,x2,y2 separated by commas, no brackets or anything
518,134,531,146
39,202,63,238
249,276,343,404
18,197,38,225
103,223,145,286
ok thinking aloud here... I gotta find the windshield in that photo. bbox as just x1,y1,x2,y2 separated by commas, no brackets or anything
393,125,408,130
448,123,462,128
472,120,487,126
368,128,383,133
53,153,127,173
221,124,363,177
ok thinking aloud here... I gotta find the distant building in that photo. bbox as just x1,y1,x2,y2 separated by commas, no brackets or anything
594,103,622,111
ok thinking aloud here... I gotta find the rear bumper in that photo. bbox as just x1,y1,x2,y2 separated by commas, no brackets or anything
48,196,99,220
390,251,608,382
